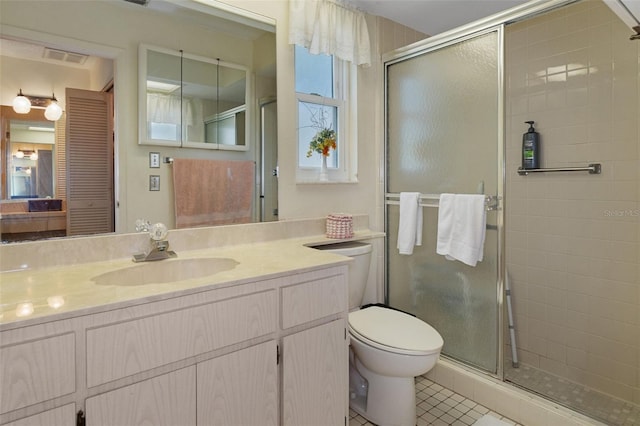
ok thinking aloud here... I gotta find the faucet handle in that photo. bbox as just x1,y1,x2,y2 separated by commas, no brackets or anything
149,222,168,241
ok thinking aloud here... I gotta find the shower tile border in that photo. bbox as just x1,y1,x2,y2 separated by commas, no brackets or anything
426,359,608,426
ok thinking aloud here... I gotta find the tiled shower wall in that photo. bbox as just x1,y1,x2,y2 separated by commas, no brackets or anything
505,0,639,406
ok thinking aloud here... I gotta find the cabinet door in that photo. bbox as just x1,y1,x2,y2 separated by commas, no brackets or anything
85,367,195,426
2,403,75,426
282,319,348,426
197,341,277,426
0,332,75,414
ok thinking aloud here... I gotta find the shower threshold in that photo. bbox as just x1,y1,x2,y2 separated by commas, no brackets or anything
504,362,639,426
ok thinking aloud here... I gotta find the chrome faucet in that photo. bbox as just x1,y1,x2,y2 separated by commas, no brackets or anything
132,221,177,262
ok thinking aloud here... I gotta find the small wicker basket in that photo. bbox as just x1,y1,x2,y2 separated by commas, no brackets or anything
326,213,354,239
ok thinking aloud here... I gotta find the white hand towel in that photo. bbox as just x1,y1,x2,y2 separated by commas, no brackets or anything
436,194,486,267
436,193,455,259
397,192,423,255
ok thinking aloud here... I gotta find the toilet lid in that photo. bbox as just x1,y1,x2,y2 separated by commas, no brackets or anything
349,306,443,355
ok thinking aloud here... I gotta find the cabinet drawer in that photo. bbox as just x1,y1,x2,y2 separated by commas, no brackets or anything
86,290,276,387
281,274,346,329
0,333,75,414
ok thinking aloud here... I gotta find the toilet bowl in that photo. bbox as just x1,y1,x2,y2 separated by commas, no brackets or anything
349,305,443,426
315,241,444,426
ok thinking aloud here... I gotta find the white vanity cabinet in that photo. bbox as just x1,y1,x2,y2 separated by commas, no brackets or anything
86,367,196,426
0,263,349,426
197,340,278,425
0,319,77,426
282,320,348,426
280,270,350,426
1,404,76,426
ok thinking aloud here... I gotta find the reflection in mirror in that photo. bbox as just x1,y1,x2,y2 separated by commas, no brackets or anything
145,49,182,143
8,120,55,199
1,31,116,243
1,0,277,244
1,105,68,242
142,46,249,150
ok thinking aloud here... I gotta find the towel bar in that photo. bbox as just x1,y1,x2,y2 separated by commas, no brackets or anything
385,193,500,211
517,163,601,175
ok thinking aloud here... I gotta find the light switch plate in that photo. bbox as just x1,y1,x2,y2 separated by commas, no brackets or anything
149,152,160,168
149,175,160,191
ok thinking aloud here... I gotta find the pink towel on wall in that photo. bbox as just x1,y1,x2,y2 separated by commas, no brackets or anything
173,158,254,228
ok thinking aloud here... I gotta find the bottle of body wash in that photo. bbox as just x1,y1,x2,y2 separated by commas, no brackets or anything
522,120,540,169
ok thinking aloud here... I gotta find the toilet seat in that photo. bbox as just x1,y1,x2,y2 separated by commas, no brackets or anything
348,306,443,356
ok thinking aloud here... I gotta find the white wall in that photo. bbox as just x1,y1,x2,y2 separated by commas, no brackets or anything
0,56,93,109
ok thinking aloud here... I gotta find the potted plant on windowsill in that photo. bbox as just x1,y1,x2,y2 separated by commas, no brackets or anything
306,127,336,181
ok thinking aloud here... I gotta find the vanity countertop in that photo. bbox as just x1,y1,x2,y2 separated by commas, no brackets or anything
0,231,382,329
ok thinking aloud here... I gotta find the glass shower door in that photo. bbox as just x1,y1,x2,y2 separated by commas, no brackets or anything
385,28,503,373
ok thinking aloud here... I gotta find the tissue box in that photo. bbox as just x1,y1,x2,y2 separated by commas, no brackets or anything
326,213,353,239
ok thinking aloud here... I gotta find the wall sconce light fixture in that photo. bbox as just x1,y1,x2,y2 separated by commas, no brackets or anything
14,150,38,160
12,89,63,121
12,89,31,113
44,94,63,121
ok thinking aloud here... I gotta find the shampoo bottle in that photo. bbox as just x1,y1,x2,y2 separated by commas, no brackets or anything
522,121,540,169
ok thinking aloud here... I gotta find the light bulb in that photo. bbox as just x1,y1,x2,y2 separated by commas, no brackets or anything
12,89,31,114
30,152,38,161
45,100,63,121
15,151,24,159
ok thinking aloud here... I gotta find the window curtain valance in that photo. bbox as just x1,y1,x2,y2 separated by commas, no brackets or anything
289,0,371,67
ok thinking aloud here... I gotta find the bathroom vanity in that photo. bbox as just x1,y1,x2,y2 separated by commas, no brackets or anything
0,232,362,426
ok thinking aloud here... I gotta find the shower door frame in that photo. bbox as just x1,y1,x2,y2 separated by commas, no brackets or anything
381,0,578,381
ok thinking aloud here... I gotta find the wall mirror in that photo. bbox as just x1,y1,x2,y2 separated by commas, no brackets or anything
0,0,277,244
7,118,55,199
140,45,250,150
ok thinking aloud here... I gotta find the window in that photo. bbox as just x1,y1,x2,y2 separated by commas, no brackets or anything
295,45,355,182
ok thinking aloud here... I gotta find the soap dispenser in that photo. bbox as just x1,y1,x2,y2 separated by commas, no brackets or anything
522,121,540,169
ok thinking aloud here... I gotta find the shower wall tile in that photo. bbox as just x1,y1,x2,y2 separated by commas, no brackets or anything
505,0,639,405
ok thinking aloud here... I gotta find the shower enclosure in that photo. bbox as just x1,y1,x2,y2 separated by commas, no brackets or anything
384,0,639,424
385,28,503,374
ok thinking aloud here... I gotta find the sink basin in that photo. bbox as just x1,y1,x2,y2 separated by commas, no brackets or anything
91,257,239,286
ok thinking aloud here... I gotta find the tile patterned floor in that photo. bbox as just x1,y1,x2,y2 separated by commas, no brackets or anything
349,375,523,426
505,363,640,426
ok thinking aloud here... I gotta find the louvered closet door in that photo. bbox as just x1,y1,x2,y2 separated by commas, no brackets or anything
54,112,66,200
65,88,114,236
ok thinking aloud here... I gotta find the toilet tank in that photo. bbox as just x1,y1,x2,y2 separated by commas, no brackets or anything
314,241,372,310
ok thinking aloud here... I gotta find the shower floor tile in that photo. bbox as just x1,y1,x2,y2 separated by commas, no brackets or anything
348,375,522,426
505,362,640,426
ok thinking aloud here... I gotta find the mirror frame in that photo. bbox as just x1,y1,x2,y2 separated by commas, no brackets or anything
138,43,251,151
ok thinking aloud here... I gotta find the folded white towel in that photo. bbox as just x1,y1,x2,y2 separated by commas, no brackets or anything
436,193,486,267
397,192,423,255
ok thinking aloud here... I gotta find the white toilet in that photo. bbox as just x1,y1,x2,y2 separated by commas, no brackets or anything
316,241,443,426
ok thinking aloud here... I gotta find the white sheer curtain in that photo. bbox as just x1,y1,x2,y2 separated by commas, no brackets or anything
147,93,181,124
147,94,203,126
147,94,205,141
289,0,371,67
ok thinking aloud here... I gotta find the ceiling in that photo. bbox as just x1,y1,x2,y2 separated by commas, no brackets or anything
350,0,531,35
